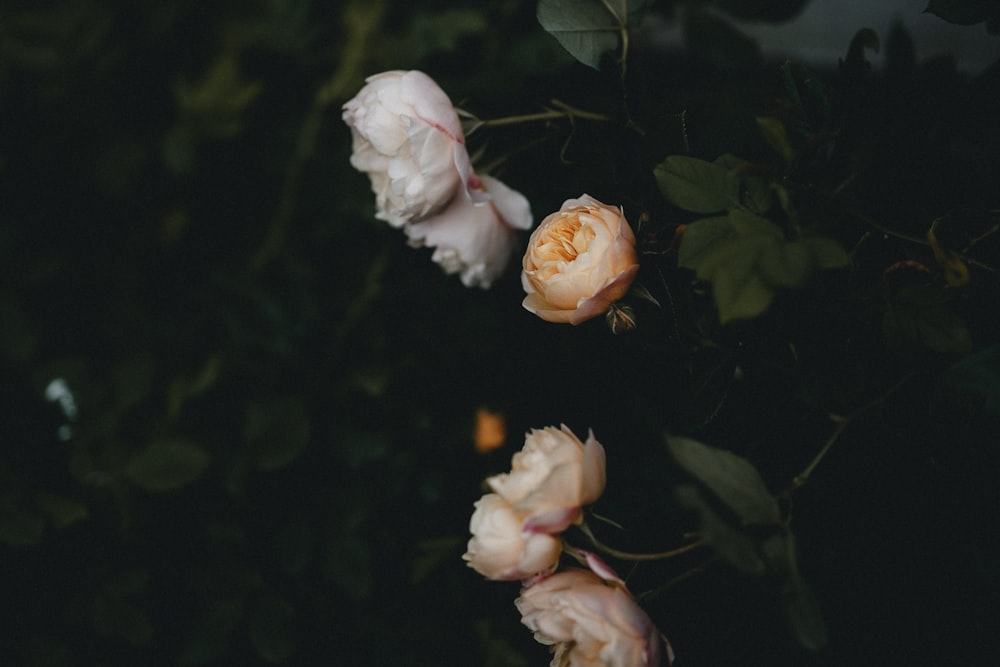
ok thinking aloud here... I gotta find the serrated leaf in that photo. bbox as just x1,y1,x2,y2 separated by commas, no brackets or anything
667,435,781,526
123,439,210,492
654,155,739,213
537,0,651,70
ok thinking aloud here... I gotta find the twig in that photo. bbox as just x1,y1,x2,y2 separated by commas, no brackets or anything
577,520,703,562
790,373,915,491
850,208,996,273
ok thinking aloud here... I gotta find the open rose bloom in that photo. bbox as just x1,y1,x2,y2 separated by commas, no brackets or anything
516,568,667,667
522,195,640,323
343,70,532,288
405,174,532,288
342,70,473,226
464,426,606,581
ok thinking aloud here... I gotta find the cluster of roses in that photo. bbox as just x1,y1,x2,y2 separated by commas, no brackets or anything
463,425,668,667
343,71,641,323
344,72,664,665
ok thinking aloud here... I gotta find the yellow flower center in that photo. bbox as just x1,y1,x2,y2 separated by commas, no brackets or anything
536,213,595,264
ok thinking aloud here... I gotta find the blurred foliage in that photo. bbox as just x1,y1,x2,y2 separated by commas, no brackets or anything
1,0,999,665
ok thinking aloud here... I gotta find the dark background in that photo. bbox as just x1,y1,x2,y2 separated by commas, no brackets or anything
2,1,999,665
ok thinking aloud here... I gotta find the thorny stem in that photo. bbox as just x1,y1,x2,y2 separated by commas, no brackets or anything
849,208,996,273
577,520,703,562
477,99,616,129
249,0,386,272
790,373,915,491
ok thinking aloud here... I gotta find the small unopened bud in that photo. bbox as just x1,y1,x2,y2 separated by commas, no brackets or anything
605,303,637,335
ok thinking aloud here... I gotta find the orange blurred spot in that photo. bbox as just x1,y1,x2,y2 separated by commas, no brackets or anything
474,407,506,454
671,224,687,250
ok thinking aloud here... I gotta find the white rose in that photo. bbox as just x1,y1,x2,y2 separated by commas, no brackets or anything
342,70,475,227
405,175,533,288
488,425,606,534
463,493,563,581
516,568,666,667
521,195,640,324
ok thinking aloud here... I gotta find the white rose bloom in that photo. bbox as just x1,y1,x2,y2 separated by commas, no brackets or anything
405,175,533,289
342,70,475,227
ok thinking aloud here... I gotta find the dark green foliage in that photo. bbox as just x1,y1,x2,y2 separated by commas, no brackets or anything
2,1,999,666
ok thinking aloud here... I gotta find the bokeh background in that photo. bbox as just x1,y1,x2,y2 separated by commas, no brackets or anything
2,1,999,665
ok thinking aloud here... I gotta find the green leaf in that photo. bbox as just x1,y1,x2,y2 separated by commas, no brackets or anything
675,485,767,575
654,156,740,213
678,211,848,322
924,0,997,25
666,435,781,526
713,262,776,322
715,154,773,213
537,0,653,70
756,115,796,164
728,208,784,239
758,235,851,291
783,569,829,651
123,438,210,492
802,237,852,269
677,216,736,270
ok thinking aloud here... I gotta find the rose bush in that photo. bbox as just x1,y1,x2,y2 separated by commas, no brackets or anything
342,70,476,227
464,425,606,581
516,568,666,667
405,174,532,288
522,195,640,324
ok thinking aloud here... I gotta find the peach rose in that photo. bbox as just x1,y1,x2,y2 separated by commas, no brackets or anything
342,70,476,227
516,568,665,667
488,425,606,534
405,174,533,288
522,195,640,324
463,493,563,581
464,426,606,581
